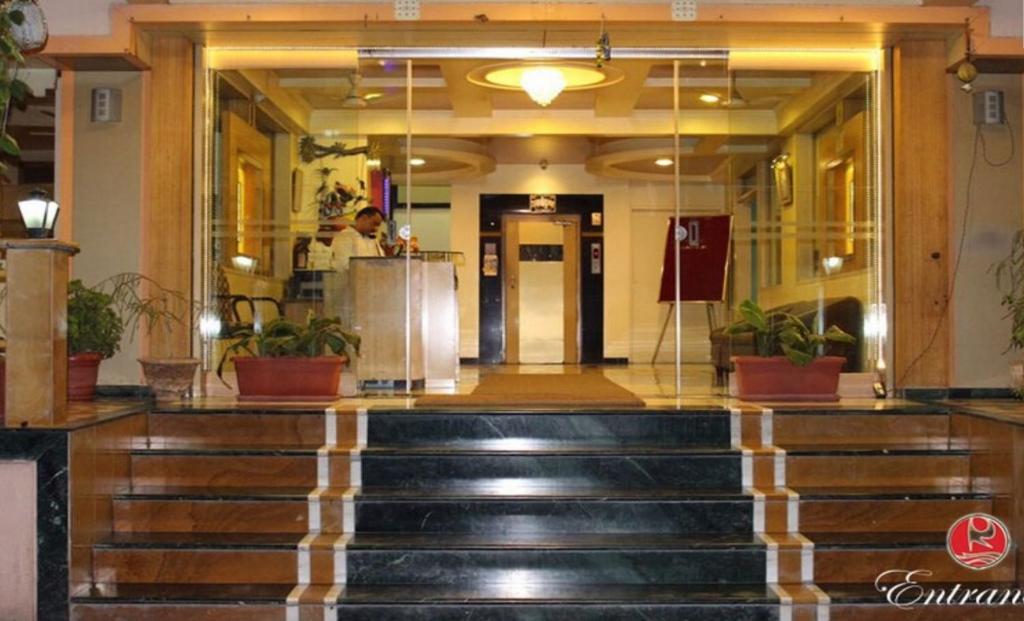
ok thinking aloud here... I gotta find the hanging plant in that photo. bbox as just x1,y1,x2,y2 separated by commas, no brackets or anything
0,1,41,174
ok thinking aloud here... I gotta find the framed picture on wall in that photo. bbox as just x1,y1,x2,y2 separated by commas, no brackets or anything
772,154,793,207
291,168,304,214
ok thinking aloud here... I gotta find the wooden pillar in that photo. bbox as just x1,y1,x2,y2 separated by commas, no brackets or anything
1,240,80,427
892,40,951,388
143,35,194,358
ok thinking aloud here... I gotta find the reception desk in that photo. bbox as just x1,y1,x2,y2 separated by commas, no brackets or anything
350,256,459,387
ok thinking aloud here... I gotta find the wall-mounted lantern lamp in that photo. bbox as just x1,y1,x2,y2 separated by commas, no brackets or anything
18,188,59,238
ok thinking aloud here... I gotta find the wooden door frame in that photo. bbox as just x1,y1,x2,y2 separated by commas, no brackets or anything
502,214,581,364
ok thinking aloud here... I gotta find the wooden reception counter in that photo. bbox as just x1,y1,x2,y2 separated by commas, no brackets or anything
350,256,459,387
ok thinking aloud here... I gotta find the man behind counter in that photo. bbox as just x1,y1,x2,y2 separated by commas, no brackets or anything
310,206,385,322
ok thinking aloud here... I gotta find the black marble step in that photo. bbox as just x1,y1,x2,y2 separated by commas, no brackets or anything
72,582,780,621
335,583,780,621
360,451,741,491
367,411,732,449
355,488,753,535
345,533,765,585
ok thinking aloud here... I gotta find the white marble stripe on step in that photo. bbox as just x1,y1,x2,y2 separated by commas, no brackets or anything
325,407,337,447
349,450,362,487
775,449,787,488
771,584,793,621
747,487,766,533
324,585,343,621
760,534,780,584
807,583,831,621
761,407,774,446
794,533,815,583
730,407,742,448
333,533,352,584
741,449,753,488
317,447,330,487
343,489,357,533
297,533,316,585
286,584,307,621
356,408,368,448
308,486,327,534
787,489,800,533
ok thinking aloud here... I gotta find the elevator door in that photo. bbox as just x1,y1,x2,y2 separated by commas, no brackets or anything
503,215,580,364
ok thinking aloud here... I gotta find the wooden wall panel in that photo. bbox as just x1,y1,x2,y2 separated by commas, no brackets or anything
892,40,950,387
143,36,194,358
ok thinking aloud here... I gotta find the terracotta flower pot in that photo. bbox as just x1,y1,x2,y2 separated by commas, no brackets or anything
68,352,103,401
732,355,845,402
234,356,346,400
139,358,200,402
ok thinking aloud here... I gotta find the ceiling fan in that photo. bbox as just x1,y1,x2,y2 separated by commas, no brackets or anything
341,73,369,109
722,72,784,109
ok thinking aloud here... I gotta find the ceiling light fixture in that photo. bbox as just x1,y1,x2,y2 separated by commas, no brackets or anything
468,61,623,108
363,92,384,101
655,158,674,167
409,157,426,167
699,93,721,104
519,67,566,107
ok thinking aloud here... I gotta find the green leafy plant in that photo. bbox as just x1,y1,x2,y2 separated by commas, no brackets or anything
68,280,124,358
0,2,32,173
992,230,1024,352
726,299,856,367
216,314,360,384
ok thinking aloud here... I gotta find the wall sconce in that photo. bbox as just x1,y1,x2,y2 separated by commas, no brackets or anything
18,188,59,238
231,254,258,273
821,255,844,276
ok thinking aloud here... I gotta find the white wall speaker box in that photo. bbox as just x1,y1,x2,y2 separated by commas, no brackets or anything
91,88,122,123
973,90,1005,125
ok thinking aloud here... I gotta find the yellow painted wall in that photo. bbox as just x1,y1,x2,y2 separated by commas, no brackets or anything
71,71,144,385
950,73,1024,386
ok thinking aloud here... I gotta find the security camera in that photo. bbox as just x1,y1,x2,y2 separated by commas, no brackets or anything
539,158,549,171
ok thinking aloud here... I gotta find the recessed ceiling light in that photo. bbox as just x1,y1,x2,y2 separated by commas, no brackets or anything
699,93,721,104
515,133,534,138
363,92,384,101
655,158,674,167
409,157,426,167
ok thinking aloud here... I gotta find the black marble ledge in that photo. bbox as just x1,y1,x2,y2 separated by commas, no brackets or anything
0,429,70,621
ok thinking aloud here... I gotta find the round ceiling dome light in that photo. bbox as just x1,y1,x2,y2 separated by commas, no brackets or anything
468,61,624,108
699,93,722,104
655,158,674,167
409,157,426,167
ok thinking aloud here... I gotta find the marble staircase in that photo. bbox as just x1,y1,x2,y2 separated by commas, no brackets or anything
70,403,1022,620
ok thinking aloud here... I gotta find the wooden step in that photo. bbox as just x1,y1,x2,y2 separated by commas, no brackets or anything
129,448,354,488
774,413,951,448
797,489,992,533
112,487,350,534
786,450,969,488
148,411,333,448
809,533,1016,583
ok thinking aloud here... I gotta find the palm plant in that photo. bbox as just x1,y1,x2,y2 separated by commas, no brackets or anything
216,314,360,384
726,299,856,366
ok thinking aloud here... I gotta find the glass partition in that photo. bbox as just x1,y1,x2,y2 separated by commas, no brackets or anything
197,46,886,398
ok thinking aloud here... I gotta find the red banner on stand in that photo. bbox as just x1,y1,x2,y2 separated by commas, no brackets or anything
658,216,732,304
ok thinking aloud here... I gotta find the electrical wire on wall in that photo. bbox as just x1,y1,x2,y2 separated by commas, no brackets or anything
896,104,1016,388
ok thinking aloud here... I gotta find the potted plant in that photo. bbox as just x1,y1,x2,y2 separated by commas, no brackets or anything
67,280,124,400
992,230,1024,396
217,314,360,400
103,273,199,401
69,274,197,401
726,299,856,401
